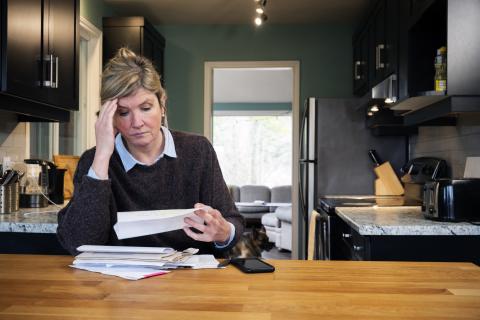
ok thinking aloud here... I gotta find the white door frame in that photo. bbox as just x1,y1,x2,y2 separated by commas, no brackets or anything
203,61,301,259
50,17,102,156
77,17,102,152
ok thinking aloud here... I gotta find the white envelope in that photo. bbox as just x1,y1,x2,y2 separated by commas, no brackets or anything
113,208,204,240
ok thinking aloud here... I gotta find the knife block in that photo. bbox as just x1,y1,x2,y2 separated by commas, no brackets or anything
374,162,404,196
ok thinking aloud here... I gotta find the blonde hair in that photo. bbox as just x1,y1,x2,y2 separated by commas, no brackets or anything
101,47,168,126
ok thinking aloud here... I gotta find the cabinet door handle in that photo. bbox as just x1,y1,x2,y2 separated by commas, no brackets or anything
376,44,385,70
354,61,362,80
42,54,54,88
52,56,59,89
342,233,352,238
322,222,328,260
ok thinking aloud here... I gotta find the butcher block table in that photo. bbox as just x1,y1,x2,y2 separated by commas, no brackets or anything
0,255,479,319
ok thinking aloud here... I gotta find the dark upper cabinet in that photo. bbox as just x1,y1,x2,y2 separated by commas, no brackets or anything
0,0,79,121
353,0,399,96
370,0,398,86
44,0,79,108
408,0,480,96
399,0,480,126
353,26,370,96
103,17,165,85
356,0,480,127
2,0,44,103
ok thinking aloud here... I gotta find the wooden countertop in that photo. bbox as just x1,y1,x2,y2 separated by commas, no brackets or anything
1,255,479,319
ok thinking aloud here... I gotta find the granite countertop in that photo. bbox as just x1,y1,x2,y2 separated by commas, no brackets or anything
0,205,62,233
336,206,480,236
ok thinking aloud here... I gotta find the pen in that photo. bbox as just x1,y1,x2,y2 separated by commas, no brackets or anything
142,271,168,279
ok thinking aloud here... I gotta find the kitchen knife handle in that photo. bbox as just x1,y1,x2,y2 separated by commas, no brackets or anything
368,149,383,166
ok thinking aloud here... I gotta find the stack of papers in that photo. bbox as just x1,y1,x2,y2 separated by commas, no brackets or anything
113,208,204,240
70,245,220,280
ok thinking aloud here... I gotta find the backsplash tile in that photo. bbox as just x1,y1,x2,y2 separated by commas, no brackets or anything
409,114,480,178
0,111,28,163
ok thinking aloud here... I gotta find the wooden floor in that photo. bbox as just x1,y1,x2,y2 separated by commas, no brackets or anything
0,254,480,319
261,247,291,260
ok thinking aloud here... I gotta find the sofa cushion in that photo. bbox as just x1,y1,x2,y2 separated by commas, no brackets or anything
239,185,270,202
271,185,291,203
261,212,280,227
275,205,292,222
237,205,270,213
237,185,271,213
228,185,240,202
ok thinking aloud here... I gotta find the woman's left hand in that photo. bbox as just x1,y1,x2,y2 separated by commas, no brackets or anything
183,203,231,244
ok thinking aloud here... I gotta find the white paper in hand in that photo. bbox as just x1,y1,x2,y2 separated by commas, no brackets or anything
113,208,204,240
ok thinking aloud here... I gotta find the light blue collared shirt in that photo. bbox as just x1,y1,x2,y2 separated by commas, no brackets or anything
87,126,235,248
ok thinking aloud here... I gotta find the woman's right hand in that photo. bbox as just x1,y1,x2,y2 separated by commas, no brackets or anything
92,99,118,179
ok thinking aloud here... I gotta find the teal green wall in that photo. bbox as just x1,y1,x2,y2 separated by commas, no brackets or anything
156,24,354,134
80,0,116,29
213,103,292,112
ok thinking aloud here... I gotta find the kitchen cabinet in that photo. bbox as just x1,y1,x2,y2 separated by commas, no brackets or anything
0,0,79,121
407,0,480,96
356,0,480,128
352,26,369,96
370,0,398,85
103,17,165,85
393,0,480,126
334,214,480,264
353,0,399,96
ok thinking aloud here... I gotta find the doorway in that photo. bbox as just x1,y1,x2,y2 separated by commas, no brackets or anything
204,61,300,259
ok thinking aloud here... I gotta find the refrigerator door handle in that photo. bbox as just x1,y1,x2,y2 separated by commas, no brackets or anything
299,159,316,163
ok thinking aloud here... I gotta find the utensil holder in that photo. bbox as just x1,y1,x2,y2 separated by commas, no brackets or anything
0,182,20,214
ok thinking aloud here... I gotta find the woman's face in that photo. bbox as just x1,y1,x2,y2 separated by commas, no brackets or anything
114,87,165,150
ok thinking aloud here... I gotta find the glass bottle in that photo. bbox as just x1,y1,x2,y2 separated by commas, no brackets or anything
434,46,447,92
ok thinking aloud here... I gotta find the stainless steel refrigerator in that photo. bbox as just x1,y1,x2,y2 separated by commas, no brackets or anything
298,97,407,258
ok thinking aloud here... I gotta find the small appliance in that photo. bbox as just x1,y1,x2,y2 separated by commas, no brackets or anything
422,178,480,222
19,159,66,208
400,157,448,202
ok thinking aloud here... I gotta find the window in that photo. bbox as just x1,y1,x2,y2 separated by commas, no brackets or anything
213,112,292,187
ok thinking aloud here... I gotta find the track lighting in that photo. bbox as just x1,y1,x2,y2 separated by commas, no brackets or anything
384,97,396,104
254,0,268,26
254,13,268,26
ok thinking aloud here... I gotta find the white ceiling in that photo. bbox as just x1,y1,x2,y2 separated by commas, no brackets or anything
103,0,371,25
213,68,293,103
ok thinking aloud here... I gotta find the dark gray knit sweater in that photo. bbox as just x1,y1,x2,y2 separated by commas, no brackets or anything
57,130,244,256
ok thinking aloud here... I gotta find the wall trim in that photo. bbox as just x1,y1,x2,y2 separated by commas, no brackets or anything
80,16,102,151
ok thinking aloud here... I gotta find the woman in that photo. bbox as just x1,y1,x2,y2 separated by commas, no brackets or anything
57,48,244,256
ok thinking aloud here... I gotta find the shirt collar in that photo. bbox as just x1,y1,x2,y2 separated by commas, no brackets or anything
115,126,177,172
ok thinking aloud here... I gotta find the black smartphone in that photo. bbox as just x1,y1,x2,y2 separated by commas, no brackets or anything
230,257,275,273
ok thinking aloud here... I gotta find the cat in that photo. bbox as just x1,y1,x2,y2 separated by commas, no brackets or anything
228,226,275,258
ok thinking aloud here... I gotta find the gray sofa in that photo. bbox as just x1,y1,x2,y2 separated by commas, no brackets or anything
262,205,292,251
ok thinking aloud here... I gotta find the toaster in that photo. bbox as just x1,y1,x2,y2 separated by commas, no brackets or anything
422,178,480,222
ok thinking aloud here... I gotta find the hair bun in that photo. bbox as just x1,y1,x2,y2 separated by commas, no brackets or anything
117,47,137,60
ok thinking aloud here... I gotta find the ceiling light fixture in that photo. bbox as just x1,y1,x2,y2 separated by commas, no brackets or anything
254,0,268,26
370,105,379,112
